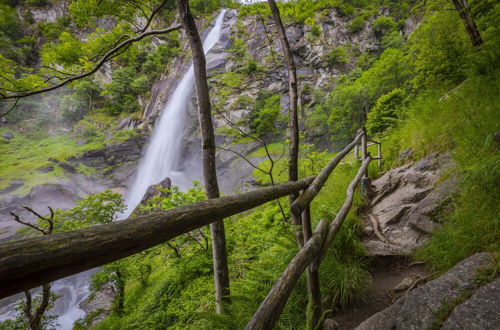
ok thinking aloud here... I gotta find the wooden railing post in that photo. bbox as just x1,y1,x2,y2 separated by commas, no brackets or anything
360,128,370,200
301,205,322,329
377,141,382,168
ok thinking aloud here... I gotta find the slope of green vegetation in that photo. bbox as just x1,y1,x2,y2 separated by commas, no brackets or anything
78,157,370,330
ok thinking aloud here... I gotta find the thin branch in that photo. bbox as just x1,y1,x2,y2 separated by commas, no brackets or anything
139,0,169,33
212,107,288,221
217,146,269,175
10,205,54,235
0,98,20,118
10,212,48,235
40,65,77,78
368,213,389,244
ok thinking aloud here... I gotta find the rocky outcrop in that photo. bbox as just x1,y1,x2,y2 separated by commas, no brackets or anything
70,134,148,188
0,182,81,240
441,277,500,330
363,153,457,256
79,283,116,327
355,253,496,330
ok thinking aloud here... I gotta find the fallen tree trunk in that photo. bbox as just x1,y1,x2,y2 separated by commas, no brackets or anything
0,177,314,299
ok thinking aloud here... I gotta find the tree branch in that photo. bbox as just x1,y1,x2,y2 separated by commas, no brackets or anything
0,25,182,101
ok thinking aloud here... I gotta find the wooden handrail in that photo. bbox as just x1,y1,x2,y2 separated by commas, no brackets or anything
245,219,329,330
0,177,314,299
291,132,363,214
246,157,372,329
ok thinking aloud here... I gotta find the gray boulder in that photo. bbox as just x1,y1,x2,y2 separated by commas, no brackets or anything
441,277,500,330
355,253,494,330
2,131,14,139
363,153,457,256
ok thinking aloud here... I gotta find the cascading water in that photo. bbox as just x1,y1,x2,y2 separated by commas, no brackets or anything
0,10,228,329
121,9,228,219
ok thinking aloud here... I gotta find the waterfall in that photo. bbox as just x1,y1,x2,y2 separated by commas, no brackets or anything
0,10,228,329
121,9,228,219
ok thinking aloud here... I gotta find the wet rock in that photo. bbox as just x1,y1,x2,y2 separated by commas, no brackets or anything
70,134,147,187
441,277,500,330
363,225,374,236
77,139,86,146
59,161,76,173
79,283,116,327
28,184,79,210
402,16,421,37
0,179,24,194
206,53,229,77
494,131,500,144
397,147,414,162
140,177,172,204
116,116,141,131
355,253,494,330
36,165,54,173
363,153,456,256
2,131,14,139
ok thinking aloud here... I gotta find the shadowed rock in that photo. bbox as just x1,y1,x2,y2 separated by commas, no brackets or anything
355,253,494,330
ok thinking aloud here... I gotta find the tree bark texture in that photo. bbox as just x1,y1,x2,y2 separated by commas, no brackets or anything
267,0,301,247
450,0,483,47
0,177,314,299
176,0,230,312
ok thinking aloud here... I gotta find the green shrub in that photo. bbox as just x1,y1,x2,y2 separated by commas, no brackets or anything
245,59,258,74
372,16,397,37
326,46,349,68
249,89,282,136
349,16,366,33
366,88,406,135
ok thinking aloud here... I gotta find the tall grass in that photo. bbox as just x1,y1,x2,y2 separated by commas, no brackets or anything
383,72,500,271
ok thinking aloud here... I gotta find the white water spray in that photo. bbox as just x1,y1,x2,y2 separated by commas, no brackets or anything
121,9,228,218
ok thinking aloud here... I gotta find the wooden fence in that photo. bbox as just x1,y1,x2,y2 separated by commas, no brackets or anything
0,128,379,329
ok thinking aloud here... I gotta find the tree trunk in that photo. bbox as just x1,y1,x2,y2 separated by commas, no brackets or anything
267,0,301,246
175,0,230,313
266,1,322,327
450,0,483,47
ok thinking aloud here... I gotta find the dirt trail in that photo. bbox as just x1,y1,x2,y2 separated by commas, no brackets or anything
324,256,428,330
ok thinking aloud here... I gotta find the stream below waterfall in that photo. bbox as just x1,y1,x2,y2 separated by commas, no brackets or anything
0,9,230,329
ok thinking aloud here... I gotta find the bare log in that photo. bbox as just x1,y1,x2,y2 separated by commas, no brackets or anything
291,132,363,214
245,219,329,330
0,177,313,299
320,157,372,259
